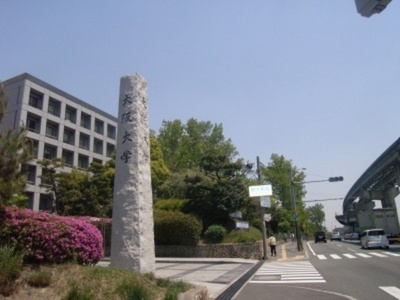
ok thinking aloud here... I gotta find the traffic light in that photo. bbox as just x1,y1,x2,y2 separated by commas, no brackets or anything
329,176,343,182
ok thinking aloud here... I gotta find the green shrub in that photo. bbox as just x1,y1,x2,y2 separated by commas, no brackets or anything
223,227,262,243
0,245,25,296
204,225,227,243
154,210,202,246
153,199,189,212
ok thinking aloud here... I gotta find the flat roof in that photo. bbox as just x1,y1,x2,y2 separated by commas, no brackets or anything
3,73,118,122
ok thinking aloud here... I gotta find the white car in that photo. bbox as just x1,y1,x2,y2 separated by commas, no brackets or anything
331,232,341,241
361,229,389,249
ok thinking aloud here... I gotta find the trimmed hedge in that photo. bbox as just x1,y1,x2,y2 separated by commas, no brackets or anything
154,210,202,246
0,207,103,265
204,225,227,243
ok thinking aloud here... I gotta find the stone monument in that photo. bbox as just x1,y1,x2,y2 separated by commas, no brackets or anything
110,73,155,273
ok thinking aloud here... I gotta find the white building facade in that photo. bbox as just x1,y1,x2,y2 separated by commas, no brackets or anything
2,73,117,211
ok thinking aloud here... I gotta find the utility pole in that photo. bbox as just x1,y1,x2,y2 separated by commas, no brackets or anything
290,170,344,251
257,156,268,260
289,167,302,251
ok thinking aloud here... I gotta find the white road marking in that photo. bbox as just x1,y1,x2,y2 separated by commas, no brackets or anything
317,255,327,260
355,253,372,258
369,252,388,258
383,252,400,257
343,254,357,259
330,254,342,259
379,286,400,299
250,261,325,284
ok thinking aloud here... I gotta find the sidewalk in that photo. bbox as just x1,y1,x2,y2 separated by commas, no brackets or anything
98,241,307,299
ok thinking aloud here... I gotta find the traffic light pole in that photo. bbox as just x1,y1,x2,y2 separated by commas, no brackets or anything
289,168,302,251
257,156,268,260
290,171,343,252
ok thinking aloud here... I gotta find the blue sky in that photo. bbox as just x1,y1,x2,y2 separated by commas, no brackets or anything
1,1,400,230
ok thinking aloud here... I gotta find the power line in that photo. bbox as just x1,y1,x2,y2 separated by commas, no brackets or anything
303,198,344,203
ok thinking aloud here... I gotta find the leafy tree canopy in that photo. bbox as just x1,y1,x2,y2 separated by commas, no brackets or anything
0,83,33,207
157,118,238,172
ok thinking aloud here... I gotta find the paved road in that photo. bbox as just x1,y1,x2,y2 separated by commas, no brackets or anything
235,240,400,300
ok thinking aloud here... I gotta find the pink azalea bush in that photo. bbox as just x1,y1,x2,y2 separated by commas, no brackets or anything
0,206,103,265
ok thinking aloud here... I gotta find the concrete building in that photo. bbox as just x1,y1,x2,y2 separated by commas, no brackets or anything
1,73,117,211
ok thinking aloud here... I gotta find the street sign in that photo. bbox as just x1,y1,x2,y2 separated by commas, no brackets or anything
293,214,298,220
229,211,242,219
236,221,249,229
264,214,271,222
260,196,271,208
249,184,272,197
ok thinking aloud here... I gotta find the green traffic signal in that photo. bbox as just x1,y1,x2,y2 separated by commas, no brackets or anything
329,176,343,182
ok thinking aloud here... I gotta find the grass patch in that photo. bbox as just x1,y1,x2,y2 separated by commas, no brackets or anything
5,264,192,300
0,244,25,296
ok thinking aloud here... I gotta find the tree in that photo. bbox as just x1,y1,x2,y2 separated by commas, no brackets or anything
260,154,308,234
306,203,326,231
38,159,114,217
183,154,248,230
0,83,33,207
37,158,64,213
157,118,238,172
150,134,170,199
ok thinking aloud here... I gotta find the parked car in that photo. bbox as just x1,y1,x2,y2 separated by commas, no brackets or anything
361,229,389,249
344,233,352,240
350,232,359,240
314,231,327,243
330,232,341,241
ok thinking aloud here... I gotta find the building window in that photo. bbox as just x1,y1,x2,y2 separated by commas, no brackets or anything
29,89,43,109
39,194,52,211
78,154,89,169
92,158,103,165
107,124,116,139
94,118,104,134
62,150,74,167
27,113,41,133
30,139,39,158
48,98,61,117
63,127,75,145
26,192,34,210
45,121,59,139
94,138,103,155
26,165,36,184
43,144,57,159
81,112,91,129
79,133,90,150
106,143,115,158
40,168,53,186
65,105,77,123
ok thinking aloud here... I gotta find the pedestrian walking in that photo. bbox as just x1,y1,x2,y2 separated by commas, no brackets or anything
268,233,277,257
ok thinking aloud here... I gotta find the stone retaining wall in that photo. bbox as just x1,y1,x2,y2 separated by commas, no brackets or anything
155,241,263,260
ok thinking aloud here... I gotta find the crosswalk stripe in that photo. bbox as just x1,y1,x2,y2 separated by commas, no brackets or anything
379,286,400,299
355,253,372,258
343,254,357,259
370,252,388,258
250,261,325,284
384,252,400,257
317,255,327,260
330,254,342,259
